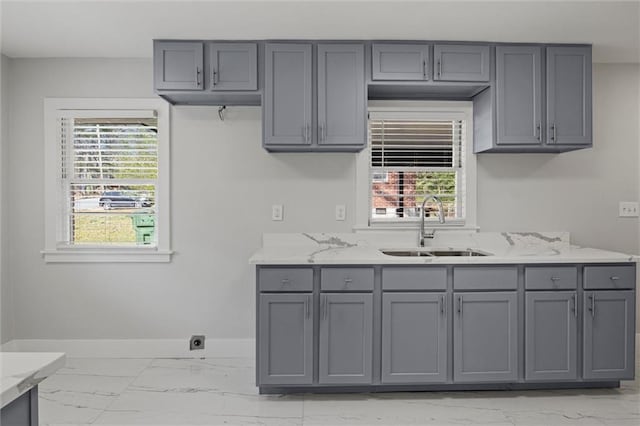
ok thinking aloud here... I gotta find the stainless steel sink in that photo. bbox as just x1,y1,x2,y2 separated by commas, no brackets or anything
381,248,491,257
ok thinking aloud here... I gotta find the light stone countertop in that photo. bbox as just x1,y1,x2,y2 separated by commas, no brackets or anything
1,352,66,408
249,231,637,265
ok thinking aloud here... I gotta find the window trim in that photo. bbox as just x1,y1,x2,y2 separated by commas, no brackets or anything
43,98,172,263
355,100,477,230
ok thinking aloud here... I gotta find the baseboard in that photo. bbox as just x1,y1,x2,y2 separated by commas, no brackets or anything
0,338,254,358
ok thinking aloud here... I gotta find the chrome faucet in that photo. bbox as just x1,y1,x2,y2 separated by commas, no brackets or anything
419,194,445,247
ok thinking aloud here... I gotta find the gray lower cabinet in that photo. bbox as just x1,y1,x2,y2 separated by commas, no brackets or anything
525,291,578,381
433,44,490,82
453,291,518,382
263,43,313,147
1,388,38,426
154,41,204,91
319,293,373,384
371,43,430,80
381,292,447,383
546,46,592,146
208,42,257,91
258,293,313,385
583,290,636,380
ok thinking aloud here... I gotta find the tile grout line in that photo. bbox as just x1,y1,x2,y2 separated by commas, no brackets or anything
86,358,155,425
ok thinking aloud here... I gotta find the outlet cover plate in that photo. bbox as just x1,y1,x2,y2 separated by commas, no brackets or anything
619,201,639,217
272,204,283,221
335,204,346,221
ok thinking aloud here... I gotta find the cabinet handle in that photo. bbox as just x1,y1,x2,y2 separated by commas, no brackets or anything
344,278,352,285
212,70,217,86
550,124,557,142
588,293,595,317
440,294,446,315
281,278,290,285
196,67,201,86
423,60,427,79
536,123,541,142
437,60,442,78
457,295,463,316
610,276,620,281
571,293,577,317
550,276,560,281
305,297,310,318
319,124,325,142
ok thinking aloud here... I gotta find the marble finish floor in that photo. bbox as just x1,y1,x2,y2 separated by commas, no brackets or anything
39,356,640,426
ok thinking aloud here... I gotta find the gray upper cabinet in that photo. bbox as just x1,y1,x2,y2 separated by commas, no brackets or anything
372,43,430,81
319,293,373,384
583,290,636,380
263,43,313,146
209,43,257,91
525,291,577,381
546,46,592,146
496,46,543,146
264,43,366,151
258,293,313,385
433,44,490,82
317,44,365,146
483,44,592,152
453,291,518,382
381,292,447,384
154,41,204,91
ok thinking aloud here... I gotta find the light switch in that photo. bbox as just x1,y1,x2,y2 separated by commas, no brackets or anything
335,204,346,221
272,204,283,221
619,201,639,217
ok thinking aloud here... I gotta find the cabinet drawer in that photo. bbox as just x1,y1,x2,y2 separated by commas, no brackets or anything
584,265,635,290
259,268,313,292
382,267,446,291
321,267,374,291
453,266,517,290
525,266,577,290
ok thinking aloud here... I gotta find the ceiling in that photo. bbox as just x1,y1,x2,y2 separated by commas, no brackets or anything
1,0,639,63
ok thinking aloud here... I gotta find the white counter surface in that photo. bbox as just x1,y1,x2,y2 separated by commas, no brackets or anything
1,352,65,408
249,232,636,265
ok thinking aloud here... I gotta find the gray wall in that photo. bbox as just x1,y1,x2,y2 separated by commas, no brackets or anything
3,58,639,340
1,55,10,343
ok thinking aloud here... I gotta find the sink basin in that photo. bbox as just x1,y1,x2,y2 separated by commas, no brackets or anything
381,248,491,257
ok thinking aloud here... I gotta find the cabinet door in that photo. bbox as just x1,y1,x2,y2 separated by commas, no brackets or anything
319,293,373,384
433,44,490,82
258,293,313,385
525,291,577,381
453,292,518,382
209,43,257,91
546,46,592,146
495,46,542,145
263,43,313,146
583,290,635,380
317,44,365,147
372,43,430,81
154,41,204,91
381,293,447,384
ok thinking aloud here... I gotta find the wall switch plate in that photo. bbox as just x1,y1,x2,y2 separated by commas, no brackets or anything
619,201,639,217
272,204,283,221
335,204,346,221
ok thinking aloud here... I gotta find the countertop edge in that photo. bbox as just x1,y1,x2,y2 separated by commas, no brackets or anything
1,352,66,409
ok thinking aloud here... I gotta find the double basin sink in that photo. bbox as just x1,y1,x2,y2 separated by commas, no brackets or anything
381,248,491,257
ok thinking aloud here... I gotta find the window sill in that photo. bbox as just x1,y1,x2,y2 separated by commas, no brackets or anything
41,248,173,263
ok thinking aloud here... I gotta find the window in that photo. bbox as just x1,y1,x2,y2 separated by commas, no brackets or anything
356,101,476,228
43,99,171,262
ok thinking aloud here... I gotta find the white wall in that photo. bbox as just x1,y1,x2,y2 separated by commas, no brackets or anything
1,55,11,343
4,59,639,340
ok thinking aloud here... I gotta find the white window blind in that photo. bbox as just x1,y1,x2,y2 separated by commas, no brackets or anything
59,113,159,246
369,118,466,223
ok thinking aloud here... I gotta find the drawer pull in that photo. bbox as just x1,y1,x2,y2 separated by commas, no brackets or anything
571,293,577,317
550,276,560,281
281,279,290,285
344,278,353,284
610,276,620,281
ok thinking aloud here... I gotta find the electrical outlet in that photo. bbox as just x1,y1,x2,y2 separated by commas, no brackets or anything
189,335,205,350
272,204,283,221
619,201,639,217
335,204,346,221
